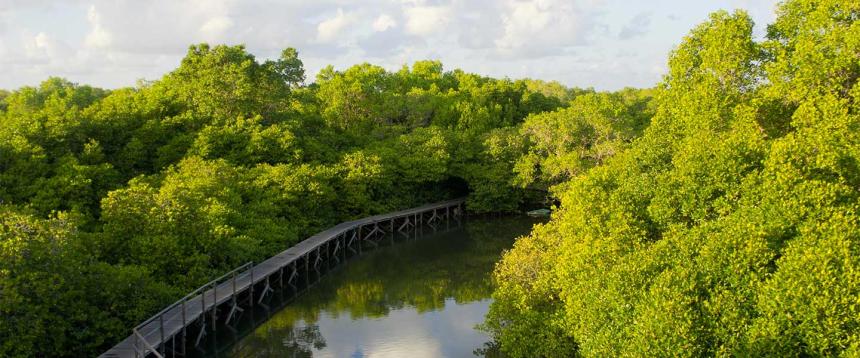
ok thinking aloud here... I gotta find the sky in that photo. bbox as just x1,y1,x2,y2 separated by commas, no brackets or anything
0,0,781,91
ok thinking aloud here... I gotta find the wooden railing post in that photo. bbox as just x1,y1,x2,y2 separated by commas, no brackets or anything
200,285,206,324
250,266,255,307
134,329,165,358
159,314,165,354
211,283,217,332
232,271,237,301
181,299,187,356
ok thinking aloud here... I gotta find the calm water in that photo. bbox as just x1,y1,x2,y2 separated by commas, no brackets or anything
223,216,539,358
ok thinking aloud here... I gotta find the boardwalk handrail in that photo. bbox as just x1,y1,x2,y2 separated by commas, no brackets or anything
136,262,253,330
132,261,254,356
132,329,163,358
105,197,466,358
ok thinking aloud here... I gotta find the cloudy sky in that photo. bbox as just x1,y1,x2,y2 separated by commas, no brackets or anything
0,0,780,91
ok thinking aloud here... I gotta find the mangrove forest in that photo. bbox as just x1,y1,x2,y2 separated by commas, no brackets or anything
1,0,858,356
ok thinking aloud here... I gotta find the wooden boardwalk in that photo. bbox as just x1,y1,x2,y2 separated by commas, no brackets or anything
100,198,465,358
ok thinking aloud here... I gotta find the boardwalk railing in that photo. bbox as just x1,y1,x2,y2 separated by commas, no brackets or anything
101,198,465,358
130,262,255,357
132,329,162,358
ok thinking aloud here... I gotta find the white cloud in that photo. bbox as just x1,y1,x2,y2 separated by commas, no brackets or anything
316,8,353,44
22,31,74,64
372,14,397,32
199,16,234,42
84,5,112,49
24,32,52,59
0,0,784,91
494,0,595,57
404,5,450,36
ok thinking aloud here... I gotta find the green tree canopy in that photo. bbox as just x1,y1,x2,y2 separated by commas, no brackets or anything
487,3,860,356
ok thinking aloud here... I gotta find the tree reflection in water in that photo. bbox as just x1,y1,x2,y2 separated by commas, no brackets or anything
280,325,325,357
227,216,541,357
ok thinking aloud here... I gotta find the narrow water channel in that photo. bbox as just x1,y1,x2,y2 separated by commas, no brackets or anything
208,216,540,358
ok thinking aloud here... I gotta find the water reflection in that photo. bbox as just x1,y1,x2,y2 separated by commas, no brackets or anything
225,217,539,357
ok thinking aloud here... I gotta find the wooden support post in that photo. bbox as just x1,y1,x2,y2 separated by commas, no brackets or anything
194,320,206,347
319,242,325,270
258,277,273,304
342,234,347,262
357,228,363,254
279,266,284,287
333,239,340,263
328,237,333,264
314,247,321,270
304,253,310,287
364,223,382,240
288,263,298,290
225,298,243,325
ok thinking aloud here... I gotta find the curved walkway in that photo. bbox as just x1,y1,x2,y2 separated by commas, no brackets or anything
100,198,465,358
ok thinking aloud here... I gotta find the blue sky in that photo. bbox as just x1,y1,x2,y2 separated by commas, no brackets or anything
0,0,781,90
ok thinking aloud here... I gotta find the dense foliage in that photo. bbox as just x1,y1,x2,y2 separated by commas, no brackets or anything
486,0,860,356
6,1,850,356
0,37,653,354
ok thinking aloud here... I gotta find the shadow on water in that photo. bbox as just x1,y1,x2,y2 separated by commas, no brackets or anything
190,216,541,358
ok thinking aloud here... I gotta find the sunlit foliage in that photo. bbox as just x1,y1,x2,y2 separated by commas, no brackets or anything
487,2,860,356
0,41,605,356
